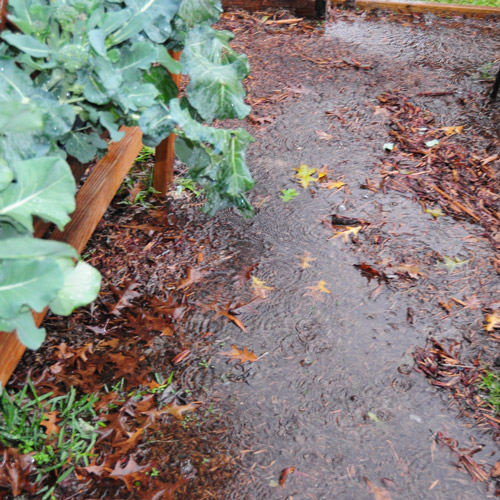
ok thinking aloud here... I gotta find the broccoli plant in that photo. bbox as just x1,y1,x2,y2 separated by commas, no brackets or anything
0,0,253,351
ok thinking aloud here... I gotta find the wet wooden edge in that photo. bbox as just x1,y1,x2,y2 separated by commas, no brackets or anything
0,127,144,389
352,0,500,17
153,51,182,198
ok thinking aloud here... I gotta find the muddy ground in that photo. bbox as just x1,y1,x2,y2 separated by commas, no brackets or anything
3,7,500,500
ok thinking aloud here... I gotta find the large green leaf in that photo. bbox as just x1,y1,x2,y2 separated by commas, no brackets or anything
182,25,250,123
0,258,63,318
0,237,77,260
50,260,101,315
115,82,158,112
1,32,52,58
0,156,76,231
143,66,178,104
0,101,43,133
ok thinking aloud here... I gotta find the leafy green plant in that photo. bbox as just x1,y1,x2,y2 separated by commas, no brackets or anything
0,0,253,354
478,369,500,414
0,382,101,499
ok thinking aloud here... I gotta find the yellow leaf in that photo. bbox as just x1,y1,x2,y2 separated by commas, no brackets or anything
294,164,318,188
331,225,361,242
326,181,346,190
485,311,500,332
251,276,273,290
299,251,316,269
306,280,332,295
440,125,464,136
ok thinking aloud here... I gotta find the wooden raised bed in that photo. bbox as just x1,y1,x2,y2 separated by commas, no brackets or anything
0,6,181,388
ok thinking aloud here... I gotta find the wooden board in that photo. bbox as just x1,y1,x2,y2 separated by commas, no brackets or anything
222,0,325,18
0,126,143,389
354,0,500,17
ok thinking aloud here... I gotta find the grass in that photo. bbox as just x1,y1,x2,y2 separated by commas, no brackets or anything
0,382,102,499
478,369,500,414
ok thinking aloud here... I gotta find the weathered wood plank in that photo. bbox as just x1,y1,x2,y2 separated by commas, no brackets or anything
0,126,143,389
153,51,182,197
354,0,500,17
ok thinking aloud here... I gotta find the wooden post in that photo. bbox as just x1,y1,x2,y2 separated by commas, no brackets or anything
153,51,182,198
0,0,7,30
0,127,143,389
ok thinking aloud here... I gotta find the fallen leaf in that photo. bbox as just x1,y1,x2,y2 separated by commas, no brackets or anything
331,225,361,242
485,311,500,332
172,349,191,365
294,164,318,188
391,263,424,279
108,281,140,316
221,345,258,364
109,456,151,491
40,411,61,437
316,130,334,141
279,466,295,487
280,188,299,202
364,477,392,500
142,401,202,422
325,180,346,190
299,251,316,269
437,256,469,272
251,276,273,291
306,281,332,296
178,267,206,290
425,207,445,218
163,401,202,421
440,125,464,136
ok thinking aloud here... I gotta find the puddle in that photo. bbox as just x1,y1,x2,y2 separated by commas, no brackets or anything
172,11,500,499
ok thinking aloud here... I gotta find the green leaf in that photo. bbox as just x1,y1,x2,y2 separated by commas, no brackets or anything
0,238,77,260
0,101,43,133
118,42,158,81
280,188,298,202
82,73,109,105
0,165,14,191
182,25,250,123
116,82,158,111
11,310,46,350
157,46,181,74
1,32,52,58
98,111,125,142
0,156,75,231
49,260,101,316
176,0,222,29
143,66,178,104
139,105,175,147
0,258,63,318
65,131,108,163
88,29,107,57
0,59,34,103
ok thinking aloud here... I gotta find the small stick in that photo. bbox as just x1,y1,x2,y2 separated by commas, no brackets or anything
429,184,480,221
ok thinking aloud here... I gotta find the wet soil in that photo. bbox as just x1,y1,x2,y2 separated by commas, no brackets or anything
5,7,500,500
